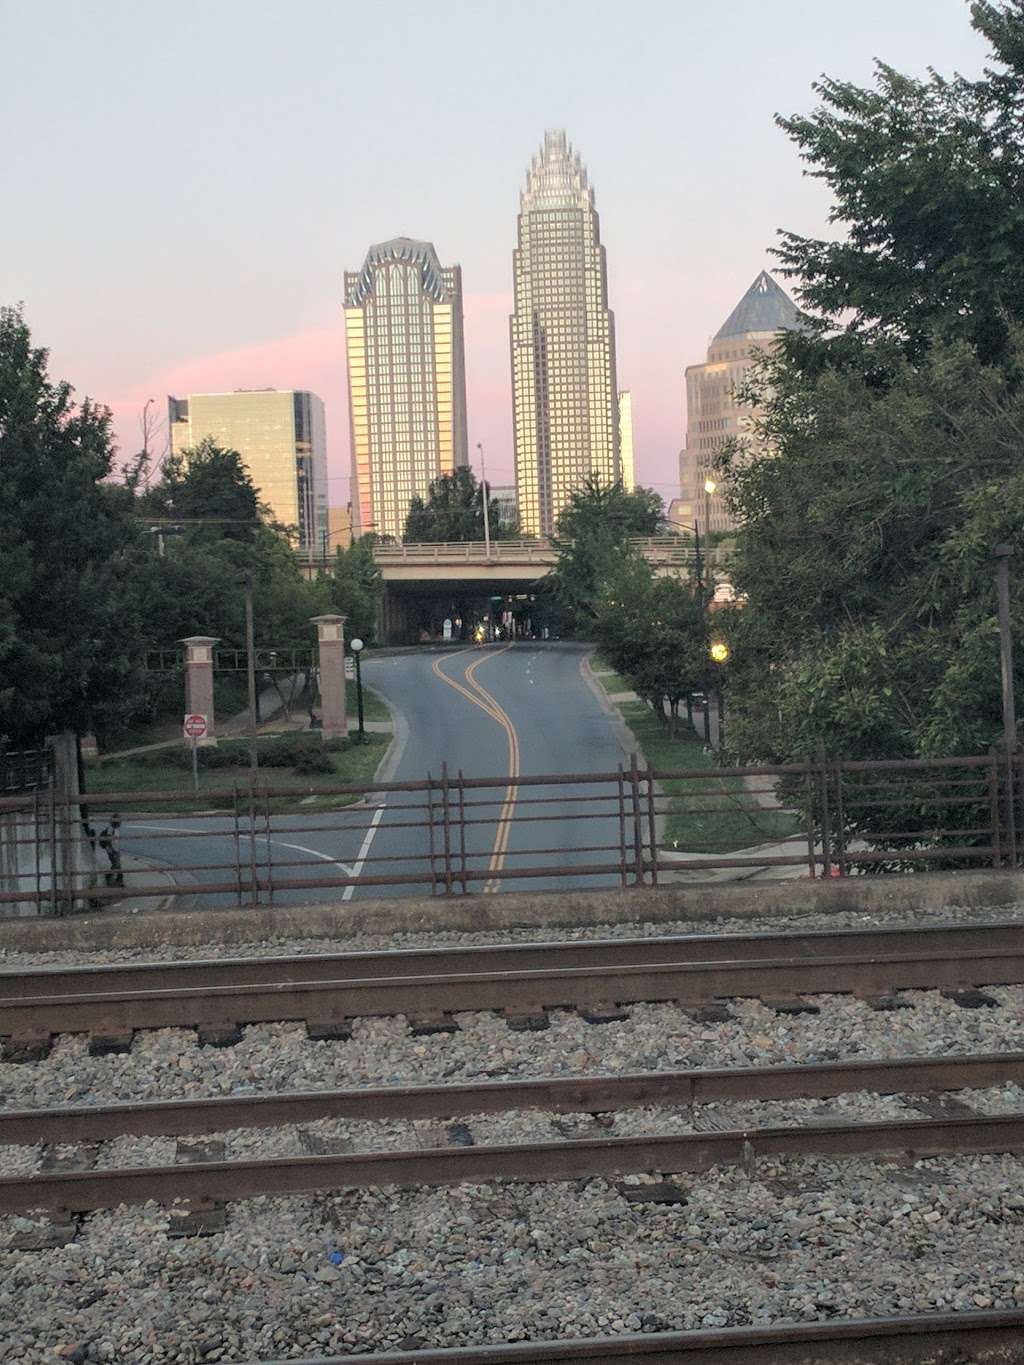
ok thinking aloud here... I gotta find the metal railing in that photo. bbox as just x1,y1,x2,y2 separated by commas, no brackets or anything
0,750,53,796
0,751,1020,915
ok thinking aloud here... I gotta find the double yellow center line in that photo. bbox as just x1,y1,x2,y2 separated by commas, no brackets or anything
431,644,519,892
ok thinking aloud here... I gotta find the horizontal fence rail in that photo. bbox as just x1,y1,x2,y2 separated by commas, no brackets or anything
0,751,1021,914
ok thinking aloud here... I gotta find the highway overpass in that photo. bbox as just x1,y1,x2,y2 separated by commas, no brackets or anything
299,537,733,643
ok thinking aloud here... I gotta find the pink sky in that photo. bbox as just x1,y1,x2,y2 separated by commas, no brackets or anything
106,283,708,509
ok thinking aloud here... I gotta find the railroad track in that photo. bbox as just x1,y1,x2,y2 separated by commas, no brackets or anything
4,1110,1024,1217
271,1311,1024,1364
2,921,1023,1045
3,1049,1024,1217
2,1051,1022,1145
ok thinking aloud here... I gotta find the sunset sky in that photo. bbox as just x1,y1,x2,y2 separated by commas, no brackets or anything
2,0,990,509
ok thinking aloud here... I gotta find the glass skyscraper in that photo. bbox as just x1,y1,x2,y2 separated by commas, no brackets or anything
343,237,468,542
167,389,328,550
510,130,619,538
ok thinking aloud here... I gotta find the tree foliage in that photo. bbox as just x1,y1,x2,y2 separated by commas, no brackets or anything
137,437,262,541
717,3,1024,777
592,559,706,736
326,536,382,644
0,306,145,744
544,476,664,635
403,467,510,543
775,1,1024,371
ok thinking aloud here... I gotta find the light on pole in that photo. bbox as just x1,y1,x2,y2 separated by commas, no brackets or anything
709,639,729,750
350,637,366,742
477,441,492,559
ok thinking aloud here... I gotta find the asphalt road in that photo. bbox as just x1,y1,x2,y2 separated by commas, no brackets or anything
119,642,633,907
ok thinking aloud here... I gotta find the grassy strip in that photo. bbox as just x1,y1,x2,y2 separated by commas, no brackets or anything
616,700,803,854
592,670,635,695
83,734,388,812
346,679,390,723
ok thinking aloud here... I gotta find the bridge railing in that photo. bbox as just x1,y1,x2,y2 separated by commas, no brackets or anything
0,751,1011,913
372,540,553,562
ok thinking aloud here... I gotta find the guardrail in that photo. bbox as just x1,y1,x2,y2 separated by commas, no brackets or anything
0,751,1018,914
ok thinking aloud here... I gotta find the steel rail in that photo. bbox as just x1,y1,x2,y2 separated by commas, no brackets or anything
4,1112,1024,1216
3,921,1020,1001
3,1052,1022,1146
267,1311,1024,1365
3,944,1024,1038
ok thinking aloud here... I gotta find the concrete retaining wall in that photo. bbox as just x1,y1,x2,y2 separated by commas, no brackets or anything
0,869,1021,953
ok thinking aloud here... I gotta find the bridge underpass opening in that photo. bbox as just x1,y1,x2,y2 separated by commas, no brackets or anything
378,579,553,645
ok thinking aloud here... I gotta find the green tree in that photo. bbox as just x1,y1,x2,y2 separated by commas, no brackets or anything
720,336,1024,765
716,1,1024,791
775,1,1024,371
403,467,510,543
545,476,664,635
327,536,382,643
140,436,261,541
0,306,145,745
593,561,705,737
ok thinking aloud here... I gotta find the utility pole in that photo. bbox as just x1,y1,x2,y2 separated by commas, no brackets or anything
693,520,712,749
477,441,492,559
243,571,259,774
995,544,1017,753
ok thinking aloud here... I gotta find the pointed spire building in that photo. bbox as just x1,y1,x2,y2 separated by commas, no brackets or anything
678,271,804,535
510,130,619,537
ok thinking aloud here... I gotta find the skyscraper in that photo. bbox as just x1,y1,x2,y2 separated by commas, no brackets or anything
678,270,804,534
510,130,619,538
343,237,468,542
618,390,635,492
167,390,327,550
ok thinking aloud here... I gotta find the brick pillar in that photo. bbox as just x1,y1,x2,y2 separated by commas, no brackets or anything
311,615,347,740
180,636,220,746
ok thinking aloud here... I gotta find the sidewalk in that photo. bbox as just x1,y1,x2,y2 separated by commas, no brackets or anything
97,676,333,763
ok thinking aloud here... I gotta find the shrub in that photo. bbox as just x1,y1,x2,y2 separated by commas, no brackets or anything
292,748,334,776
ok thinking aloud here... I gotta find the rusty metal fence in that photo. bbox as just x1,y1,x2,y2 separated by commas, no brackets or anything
0,751,1021,914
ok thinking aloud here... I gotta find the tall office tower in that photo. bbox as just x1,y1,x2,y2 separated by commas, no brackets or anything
510,129,619,538
678,270,804,535
167,390,328,549
618,389,635,492
343,237,468,542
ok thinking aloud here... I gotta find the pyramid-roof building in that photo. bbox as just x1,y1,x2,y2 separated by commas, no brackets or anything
715,270,805,340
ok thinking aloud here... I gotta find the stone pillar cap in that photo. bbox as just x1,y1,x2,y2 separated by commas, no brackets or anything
179,636,221,646
310,614,348,625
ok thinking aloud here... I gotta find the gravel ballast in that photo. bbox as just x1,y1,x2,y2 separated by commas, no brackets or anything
4,986,1024,1111
3,903,1024,968
2,1152,1024,1362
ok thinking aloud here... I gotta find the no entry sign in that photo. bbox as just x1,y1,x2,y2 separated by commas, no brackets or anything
183,713,208,741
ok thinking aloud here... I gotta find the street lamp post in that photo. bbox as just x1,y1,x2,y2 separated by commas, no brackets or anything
709,639,730,750
477,442,492,559
350,637,366,742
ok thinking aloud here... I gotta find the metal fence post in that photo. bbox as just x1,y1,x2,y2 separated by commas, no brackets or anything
231,784,245,907
629,752,645,887
262,786,274,904
440,761,454,895
803,761,818,879
247,777,260,906
425,770,439,896
816,741,832,878
988,749,1003,869
616,765,628,890
457,769,469,895
1005,747,1019,870
832,760,848,878
645,762,659,886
